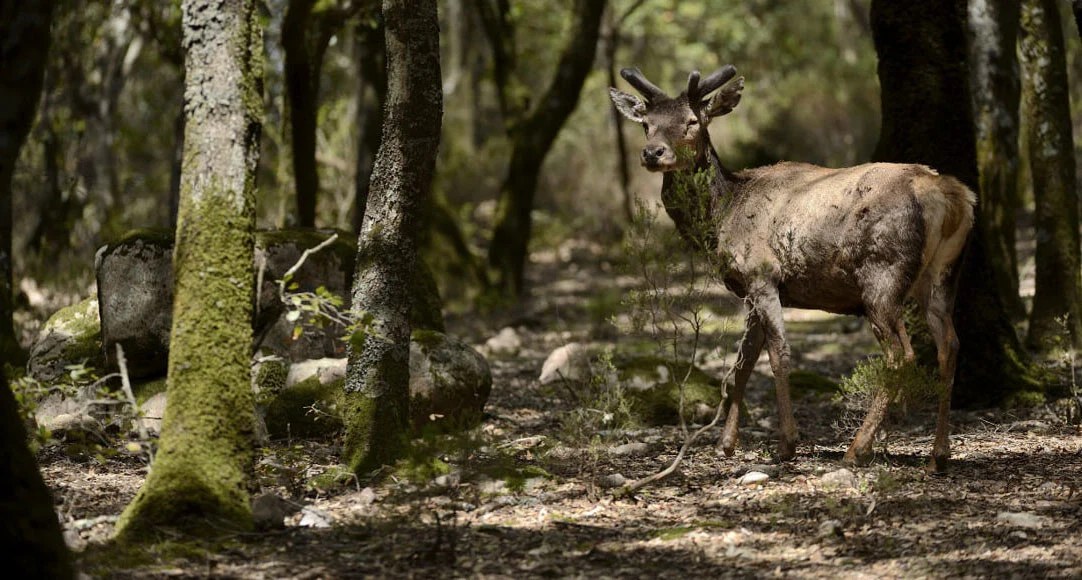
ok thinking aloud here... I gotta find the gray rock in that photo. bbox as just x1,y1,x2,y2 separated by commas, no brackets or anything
409,330,492,432
538,343,590,385
96,233,174,379
738,471,771,485
34,395,99,439
732,464,781,479
286,357,347,388
820,468,858,489
996,511,1051,529
818,519,845,539
609,442,650,457
597,473,627,488
485,327,522,356
138,392,168,435
27,297,103,383
298,506,333,528
251,493,294,530
96,229,359,379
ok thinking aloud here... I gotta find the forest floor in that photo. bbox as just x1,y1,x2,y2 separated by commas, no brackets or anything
31,237,1082,579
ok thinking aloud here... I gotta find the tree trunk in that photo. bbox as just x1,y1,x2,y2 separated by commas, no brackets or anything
343,0,441,474
486,0,606,296
0,0,54,367
967,0,1024,321
352,19,386,233
115,0,263,538
1020,0,1082,349
871,0,1040,407
603,9,633,225
1071,1,1082,34
0,367,74,578
284,0,320,228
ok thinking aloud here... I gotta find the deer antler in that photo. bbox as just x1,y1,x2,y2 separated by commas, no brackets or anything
620,67,668,102
688,65,738,102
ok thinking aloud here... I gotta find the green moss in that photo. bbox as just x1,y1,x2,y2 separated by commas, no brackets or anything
410,329,446,350
618,356,722,425
255,228,357,266
342,387,408,475
307,465,356,493
263,377,343,439
652,526,695,541
252,359,289,405
789,370,840,396
114,189,256,540
1005,390,1046,409
132,378,167,405
41,297,104,370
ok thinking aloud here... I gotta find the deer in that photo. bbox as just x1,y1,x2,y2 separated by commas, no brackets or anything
610,65,974,472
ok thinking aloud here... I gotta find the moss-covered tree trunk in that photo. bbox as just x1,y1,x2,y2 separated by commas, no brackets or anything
0,0,54,368
343,0,442,474
115,0,263,539
480,0,607,296
1020,0,1082,349
0,356,73,569
967,0,1024,321
871,0,1040,407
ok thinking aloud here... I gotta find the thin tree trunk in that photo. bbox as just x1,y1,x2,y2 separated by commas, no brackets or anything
0,0,54,367
284,0,320,228
871,0,1040,407
115,0,263,538
967,0,1024,321
486,0,606,296
343,0,442,474
0,367,73,578
603,9,633,225
1020,0,1082,349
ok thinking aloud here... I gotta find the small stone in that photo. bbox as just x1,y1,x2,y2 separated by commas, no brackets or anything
996,511,1050,529
597,473,627,488
732,464,779,478
538,343,590,384
485,327,522,356
609,442,649,457
434,472,462,487
738,471,770,485
818,519,844,539
63,529,86,552
820,468,858,489
251,493,293,530
298,506,333,528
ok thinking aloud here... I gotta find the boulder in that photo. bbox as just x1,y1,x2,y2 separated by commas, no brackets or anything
28,297,104,383
484,327,522,357
538,343,590,385
96,229,445,378
409,330,492,432
95,230,174,379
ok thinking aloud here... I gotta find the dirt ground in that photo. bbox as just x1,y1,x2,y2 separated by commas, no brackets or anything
35,244,1082,579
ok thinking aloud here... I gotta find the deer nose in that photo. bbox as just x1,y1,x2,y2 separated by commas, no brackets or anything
643,146,667,161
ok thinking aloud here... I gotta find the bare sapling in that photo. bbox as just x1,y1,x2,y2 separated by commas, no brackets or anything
610,63,974,471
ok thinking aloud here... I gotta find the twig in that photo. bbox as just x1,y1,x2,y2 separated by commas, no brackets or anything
277,232,340,302
116,343,154,463
615,303,751,498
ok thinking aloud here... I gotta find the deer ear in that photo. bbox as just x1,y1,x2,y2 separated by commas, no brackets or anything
702,76,744,120
610,88,646,123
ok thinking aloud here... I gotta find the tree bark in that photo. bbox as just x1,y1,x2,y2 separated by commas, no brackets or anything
1020,0,1082,349
343,0,441,474
484,0,607,296
967,0,1024,321
352,18,386,232
115,0,263,539
871,0,1040,407
1071,1,1082,34
0,0,54,367
0,367,74,578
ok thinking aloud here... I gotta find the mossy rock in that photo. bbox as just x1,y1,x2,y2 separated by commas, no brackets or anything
618,356,723,425
251,358,289,406
263,377,344,439
789,370,840,396
131,378,168,405
409,330,491,432
27,297,104,383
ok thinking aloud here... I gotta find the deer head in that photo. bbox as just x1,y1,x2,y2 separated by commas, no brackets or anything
610,66,744,172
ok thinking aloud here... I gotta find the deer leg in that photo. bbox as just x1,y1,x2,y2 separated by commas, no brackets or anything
923,285,959,473
750,287,798,461
718,311,765,457
844,308,907,466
